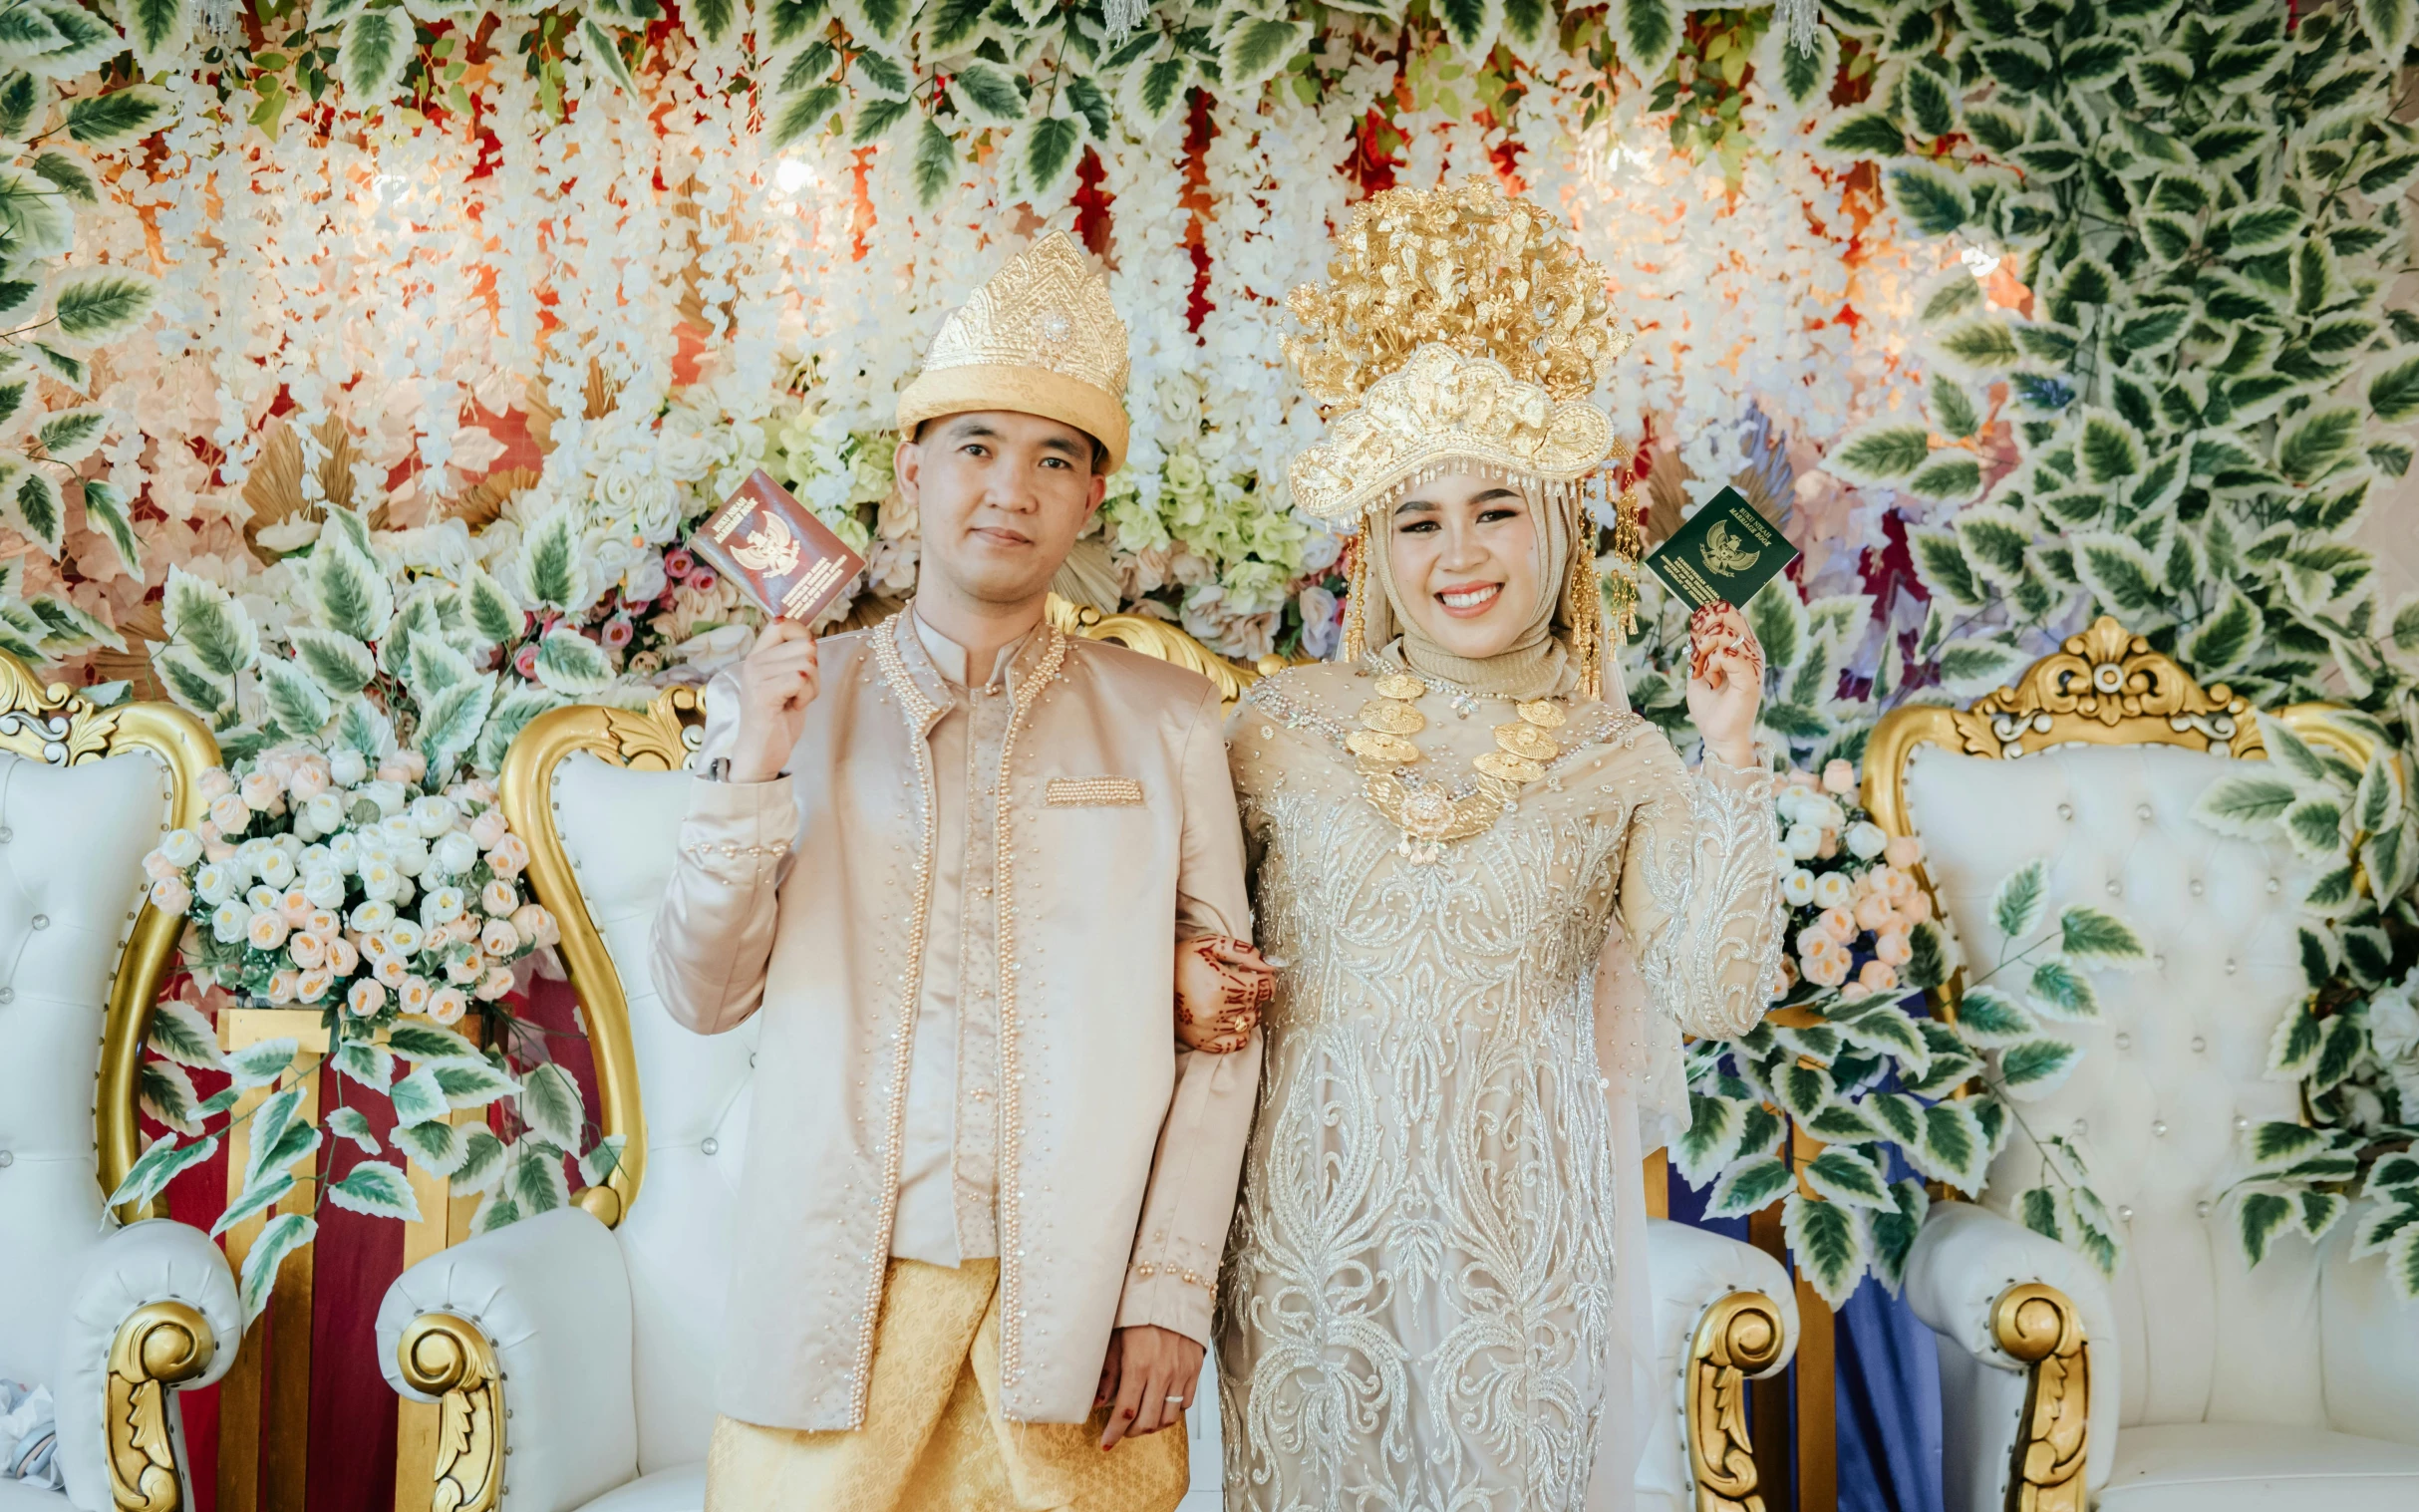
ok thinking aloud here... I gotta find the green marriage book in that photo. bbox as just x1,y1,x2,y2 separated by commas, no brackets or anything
1644,485,1801,609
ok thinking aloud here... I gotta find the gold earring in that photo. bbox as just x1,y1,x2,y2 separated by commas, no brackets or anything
1343,529,1368,663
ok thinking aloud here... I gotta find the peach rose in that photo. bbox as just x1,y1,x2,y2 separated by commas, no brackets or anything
489,834,530,875
1818,906,1856,943
1822,758,1857,795
348,979,387,1017
1901,891,1933,924
1854,892,1896,932
199,768,235,800
294,968,333,1003
398,975,434,1016
150,876,193,915
429,987,467,1027
1875,930,1914,966
477,966,515,1001
1884,834,1924,868
267,970,299,1004
325,936,359,975
1857,960,1900,993
288,932,327,970
246,911,290,950
374,955,409,988
209,793,252,834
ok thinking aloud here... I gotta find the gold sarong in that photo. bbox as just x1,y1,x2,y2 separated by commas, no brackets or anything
706,1257,1191,1512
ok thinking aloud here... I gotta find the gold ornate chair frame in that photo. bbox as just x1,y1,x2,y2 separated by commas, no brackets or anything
1857,615,2370,1512
0,651,219,1511
482,601,1785,1512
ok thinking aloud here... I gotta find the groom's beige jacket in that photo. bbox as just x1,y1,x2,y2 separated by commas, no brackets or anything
650,609,1258,1432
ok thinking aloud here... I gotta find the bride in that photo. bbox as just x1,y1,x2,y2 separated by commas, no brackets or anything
1216,180,1785,1512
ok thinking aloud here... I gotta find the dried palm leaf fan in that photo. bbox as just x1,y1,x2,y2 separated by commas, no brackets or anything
521,358,623,454
448,467,540,531
240,413,364,564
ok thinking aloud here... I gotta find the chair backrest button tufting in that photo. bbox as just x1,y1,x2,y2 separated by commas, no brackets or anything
2105,879,2121,895
29,914,46,929
2189,879,2205,895
2057,803,2074,820
0,1150,12,1168
2153,1120,2168,1136
2197,1201,2211,1218
2225,959,2238,974
2118,1205,2133,1221
2115,1033,2132,1051
2266,877,2280,894
2236,1115,2250,1130
2136,804,2152,820
0,826,12,842
0,987,12,1004
2073,1119,2088,1136
2191,1036,2207,1053
701,1137,719,1156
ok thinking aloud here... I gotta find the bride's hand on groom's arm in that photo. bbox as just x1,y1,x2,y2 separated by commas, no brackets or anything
1096,1325,1204,1450
1175,935,1276,1054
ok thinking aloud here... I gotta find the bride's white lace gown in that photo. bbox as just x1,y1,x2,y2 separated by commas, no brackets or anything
1217,660,1782,1512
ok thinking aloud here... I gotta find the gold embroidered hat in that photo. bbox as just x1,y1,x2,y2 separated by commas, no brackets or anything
896,230,1133,473
1283,177,1632,523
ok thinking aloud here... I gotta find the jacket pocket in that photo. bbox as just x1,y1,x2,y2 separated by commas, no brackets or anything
1045,775,1146,806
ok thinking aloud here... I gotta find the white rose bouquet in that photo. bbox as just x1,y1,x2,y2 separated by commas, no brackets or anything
110,741,618,1324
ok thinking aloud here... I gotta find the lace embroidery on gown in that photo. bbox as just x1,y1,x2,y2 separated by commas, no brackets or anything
1217,663,1781,1512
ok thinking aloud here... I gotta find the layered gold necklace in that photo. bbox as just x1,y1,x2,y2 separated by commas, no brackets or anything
1347,670,1568,863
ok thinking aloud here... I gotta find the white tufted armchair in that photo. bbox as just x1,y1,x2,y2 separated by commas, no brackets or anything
0,656,238,1512
377,606,1801,1512
1868,617,2419,1512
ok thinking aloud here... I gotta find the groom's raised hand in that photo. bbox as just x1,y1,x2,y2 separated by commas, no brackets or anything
1095,1325,1204,1450
726,620,820,783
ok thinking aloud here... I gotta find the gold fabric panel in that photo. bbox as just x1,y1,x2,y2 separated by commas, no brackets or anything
706,1258,1188,1512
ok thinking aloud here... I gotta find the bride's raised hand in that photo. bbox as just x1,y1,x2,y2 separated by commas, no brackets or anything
1683,600,1764,769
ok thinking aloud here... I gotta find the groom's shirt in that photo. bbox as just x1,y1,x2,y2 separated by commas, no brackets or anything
650,608,1258,1432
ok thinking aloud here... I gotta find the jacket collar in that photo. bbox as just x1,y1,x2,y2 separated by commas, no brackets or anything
879,608,1065,730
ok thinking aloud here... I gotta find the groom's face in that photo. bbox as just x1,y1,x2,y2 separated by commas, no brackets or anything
898,411,1106,609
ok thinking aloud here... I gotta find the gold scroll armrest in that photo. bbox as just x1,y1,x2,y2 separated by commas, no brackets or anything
1044,592,1287,708
1686,1290,1788,1512
106,1301,216,1512
1992,1282,2089,1512
396,1313,505,1512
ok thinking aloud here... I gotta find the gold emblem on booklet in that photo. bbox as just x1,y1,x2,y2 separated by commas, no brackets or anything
689,468,868,623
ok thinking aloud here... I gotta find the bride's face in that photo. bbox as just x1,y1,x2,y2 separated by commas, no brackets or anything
1384,471,1546,661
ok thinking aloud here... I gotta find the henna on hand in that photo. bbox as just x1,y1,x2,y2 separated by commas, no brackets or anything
1174,935,1274,1054
1688,600,1764,688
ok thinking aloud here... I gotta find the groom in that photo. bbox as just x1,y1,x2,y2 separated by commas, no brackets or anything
651,231,1266,1512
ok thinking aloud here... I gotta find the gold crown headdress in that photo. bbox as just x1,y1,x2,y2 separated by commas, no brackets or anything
897,230,1133,472
1283,178,1645,697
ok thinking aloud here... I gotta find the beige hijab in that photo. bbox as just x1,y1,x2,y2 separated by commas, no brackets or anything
1361,481,1622,705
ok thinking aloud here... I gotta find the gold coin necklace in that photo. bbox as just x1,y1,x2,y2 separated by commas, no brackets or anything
1353,671,1568,864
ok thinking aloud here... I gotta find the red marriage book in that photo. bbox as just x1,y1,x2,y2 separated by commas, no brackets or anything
689,469,867,623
